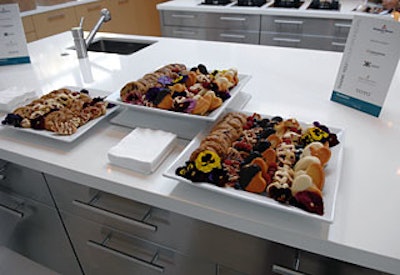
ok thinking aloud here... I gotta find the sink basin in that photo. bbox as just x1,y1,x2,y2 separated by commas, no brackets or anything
86,38,155,55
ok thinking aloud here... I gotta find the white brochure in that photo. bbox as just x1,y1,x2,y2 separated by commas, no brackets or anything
0,4,30,66
331,15,400,117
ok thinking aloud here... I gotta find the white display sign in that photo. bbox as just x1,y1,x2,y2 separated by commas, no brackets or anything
0,4,30,66
331,15,400,117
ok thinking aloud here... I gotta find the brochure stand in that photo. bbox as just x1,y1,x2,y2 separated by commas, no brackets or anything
0,4,30,66
331,15,400,117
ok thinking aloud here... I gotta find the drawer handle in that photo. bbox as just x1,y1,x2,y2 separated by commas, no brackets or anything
173,30,197,35
334,23,352,28
220,33,246,39
331,42,346,47
118,0,129,4
0,203,24,219
273,37,301,43
47,14,66,22
171,14,195,19
219,16,247,22
72,199,157,232
274,19,303,25
87,239,164,273
272,264,305,275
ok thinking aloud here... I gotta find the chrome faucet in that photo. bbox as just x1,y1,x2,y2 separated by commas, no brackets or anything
71,8,111,59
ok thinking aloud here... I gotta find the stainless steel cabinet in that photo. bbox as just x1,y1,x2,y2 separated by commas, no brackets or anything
159,9,353,51
160,11,261,44
260,32,347,52
260,15,352,51
62,212,216,275
0,162,81,275
297,250,388,275
162,26,260,44
45,174,299,275
261,16,352,37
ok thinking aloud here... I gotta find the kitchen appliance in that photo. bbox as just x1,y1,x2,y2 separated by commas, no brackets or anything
237,0,267,7
201,0,232,5
273,0,304,8
308,0,340,10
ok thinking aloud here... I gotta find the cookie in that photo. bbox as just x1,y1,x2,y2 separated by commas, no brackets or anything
239,164,267,194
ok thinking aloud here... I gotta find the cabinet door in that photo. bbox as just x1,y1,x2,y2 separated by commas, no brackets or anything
74,0,110,32
0,162,53,207
0,190,82,275
32,7,78,39
131,0,168,36
105,0,140,35
104,0,165,36
21,16,37,42
63,212,215,275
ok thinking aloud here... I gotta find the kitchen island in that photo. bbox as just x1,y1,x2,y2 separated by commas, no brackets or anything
1,32,400,274
157,0,391,51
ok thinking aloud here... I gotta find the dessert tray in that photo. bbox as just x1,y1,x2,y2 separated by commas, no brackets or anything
106,74,251,122
1,86,118,143
164,113,344,223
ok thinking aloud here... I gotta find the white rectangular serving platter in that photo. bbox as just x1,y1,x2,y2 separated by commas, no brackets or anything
164,115,344,223
106,74,251,122
1,86,118,143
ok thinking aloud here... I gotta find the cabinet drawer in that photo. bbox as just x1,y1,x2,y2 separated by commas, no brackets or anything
25,31,38,42
63,212,215,275
0,190,81,275
46,174,297,275
162,11,260,30
162,26,259,44
298,250,387,275
32,7,78,39
260,32,347,52
21,16,35,33
0,162,53,206
261,15,352,37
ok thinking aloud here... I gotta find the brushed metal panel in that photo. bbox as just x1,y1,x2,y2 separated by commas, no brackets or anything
298,250,387,275
0,162,53,206
162,10,260,30
47,174,298,275
63,212,215,275
261,15,351,38
0,190,81,275
162,26,259,44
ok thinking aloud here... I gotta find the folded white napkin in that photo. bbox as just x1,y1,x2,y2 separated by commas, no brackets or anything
0,87,37,113
108,127,177,174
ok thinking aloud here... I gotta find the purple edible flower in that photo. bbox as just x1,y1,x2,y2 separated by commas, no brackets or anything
158,76,172,86
146,87,161,102
185,98,196,113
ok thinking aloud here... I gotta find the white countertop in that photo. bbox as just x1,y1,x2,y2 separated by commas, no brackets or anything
1,32,400,274
157,0,366,19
